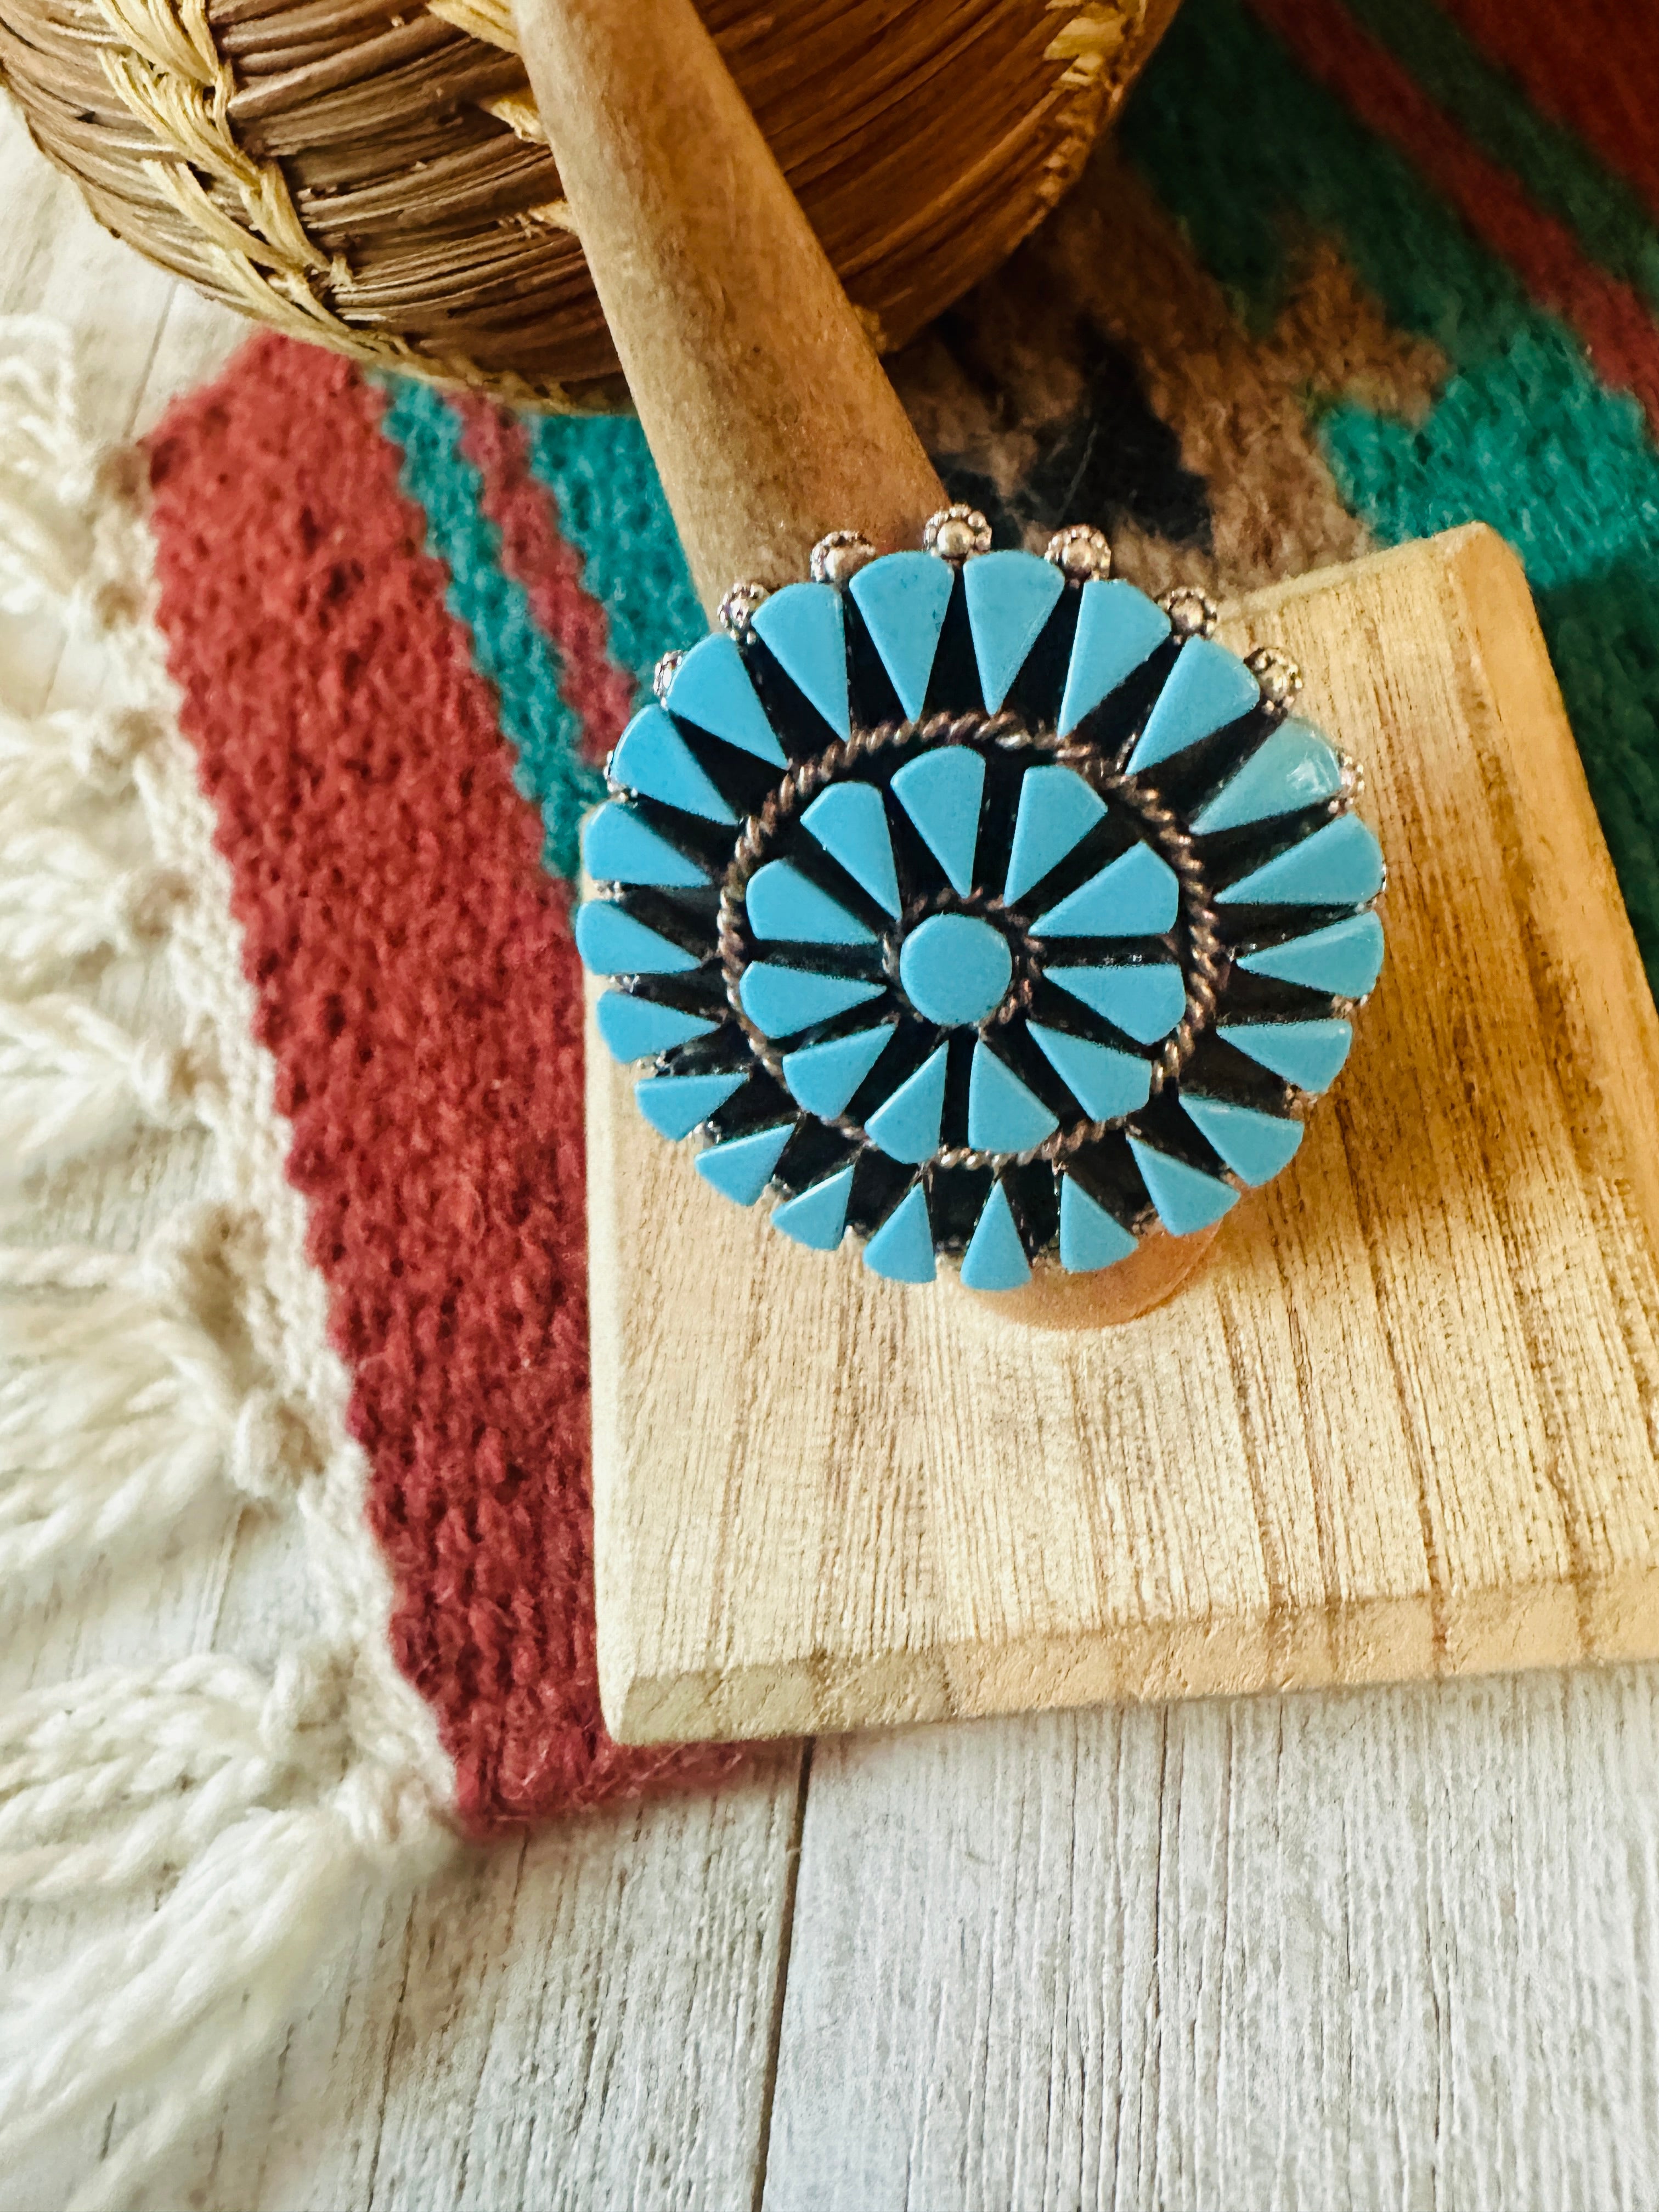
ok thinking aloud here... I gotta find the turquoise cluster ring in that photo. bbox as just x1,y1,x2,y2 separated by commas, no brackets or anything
574,510,1385,1292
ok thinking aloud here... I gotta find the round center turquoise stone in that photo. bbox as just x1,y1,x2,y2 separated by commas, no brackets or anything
898,912,1013,1026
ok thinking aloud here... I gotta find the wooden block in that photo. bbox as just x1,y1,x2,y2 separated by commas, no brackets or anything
585,523,1659,1743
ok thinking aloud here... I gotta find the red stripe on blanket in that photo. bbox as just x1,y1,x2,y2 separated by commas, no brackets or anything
1441,0,1659,225
144,333,739,1834
1251,0,1659,440
451,394,636,763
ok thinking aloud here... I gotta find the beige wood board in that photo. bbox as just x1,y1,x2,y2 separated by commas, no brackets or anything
588,522,1659,1743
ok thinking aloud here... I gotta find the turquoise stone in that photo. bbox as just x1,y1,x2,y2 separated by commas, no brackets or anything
751,581,850,736
1217,813,1385,906
581,801,709,888
864,1042,950,1163
849,551,953,721
959,1180,1031,1292
1127,1136,1239,1234
890,745,985,894
1190,718,1345,833
1057,579,1170,736
863,1180,936,1283
967,1042,1059,1153
1180,1093,1305,1185
1237,912,1385,997
573,900,699,975
1127,636,1259,775
664,633,786,764
635,1069,746,1140
1047,960,1186,1043
746,859,878,945
1025,1021,1150,1121
898,913,1012,1026
1058,1176,1138,1272
595,991,716,1063
1002,764,1107,903
610,705,737,823
781,1021,895,1116
738,963,885,1036
771,1164,856,1251
963,550,1065,712
695,1120,794,1205
800,781,901,916
1031,841,1179,938
1218,1017,1353,1092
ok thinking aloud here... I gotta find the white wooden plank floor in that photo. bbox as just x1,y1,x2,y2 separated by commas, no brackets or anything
7,99,1659,2212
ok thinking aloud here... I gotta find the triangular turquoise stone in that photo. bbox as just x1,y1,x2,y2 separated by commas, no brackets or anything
890,745,985,894
1127,637,1259,775
635,1069,746,1140
864,1042,950,1163
781,1021,895,1116
1057,580,1170,736
1058,1176,1138,1272
1031,841,1178,938
665,633,786,764
1002,764,1107,902
1127,1136,1239,1234
610,705,737,823
739,963,886,1037
849,551,953,721
959,1180,1031,1291
1238,912,1385,997
968,1042,1059,1153
746,859,878,945
771,1164,856,1251
1025,1021,1150,1121
595,990,716,1063
1218,1018,1352,1092
574,900,699,976
863,1180,936,1283
1180,1093,1304,1186
800,781,901,916
963,550,1065,712
1190,718,1344,833
1047,960,1185,1043
751,582,850,736
695,1120,794,1205
581,801,709,889
1217,814,1385,906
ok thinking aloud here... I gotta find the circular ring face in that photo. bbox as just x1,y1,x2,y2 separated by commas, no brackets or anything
576,532,1386,1291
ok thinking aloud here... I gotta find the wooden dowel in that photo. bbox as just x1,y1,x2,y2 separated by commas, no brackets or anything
511,0,944,613
521,0,1217,1323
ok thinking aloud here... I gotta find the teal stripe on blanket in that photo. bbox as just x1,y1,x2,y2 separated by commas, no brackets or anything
524,413,706,695
380,380,603,883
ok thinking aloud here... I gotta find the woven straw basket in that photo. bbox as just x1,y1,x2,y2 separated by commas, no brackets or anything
0,0,1178,406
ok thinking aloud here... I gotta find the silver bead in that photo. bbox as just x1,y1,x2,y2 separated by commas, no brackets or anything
923,504,992,562
1245,646,1304,712
718,580,770,636
651,648,685,704
1163,585,1217,639
810,529,877,584
1045,524,1112,581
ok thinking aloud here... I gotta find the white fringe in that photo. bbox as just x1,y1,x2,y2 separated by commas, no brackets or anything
0,315,457,2209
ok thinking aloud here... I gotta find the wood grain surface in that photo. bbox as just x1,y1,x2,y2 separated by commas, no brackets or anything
10,104,1659,2211
588,525,1659,1745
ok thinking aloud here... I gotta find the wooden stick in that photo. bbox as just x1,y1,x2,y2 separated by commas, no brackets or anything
521,0,1216,1322
512,0,945,613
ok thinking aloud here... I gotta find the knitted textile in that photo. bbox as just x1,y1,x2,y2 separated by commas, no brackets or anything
134,0,1659,1836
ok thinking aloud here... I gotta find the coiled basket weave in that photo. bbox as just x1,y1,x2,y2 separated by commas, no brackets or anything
0,0,1178,406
